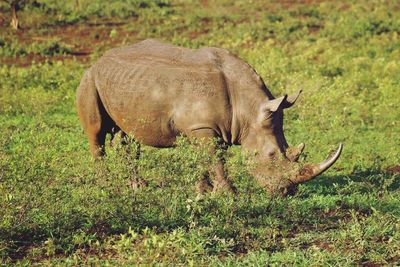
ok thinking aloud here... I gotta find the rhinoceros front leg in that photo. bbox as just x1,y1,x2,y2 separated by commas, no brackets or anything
211,153,236,193
189,129,235,194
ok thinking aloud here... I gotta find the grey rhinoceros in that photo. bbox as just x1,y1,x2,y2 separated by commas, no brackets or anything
77,39,342,195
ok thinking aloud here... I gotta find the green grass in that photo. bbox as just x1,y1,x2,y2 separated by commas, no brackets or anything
0,37,72,57
0,0,399,265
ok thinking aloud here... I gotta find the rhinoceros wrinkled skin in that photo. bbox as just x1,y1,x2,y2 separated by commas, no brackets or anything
77,39,342,195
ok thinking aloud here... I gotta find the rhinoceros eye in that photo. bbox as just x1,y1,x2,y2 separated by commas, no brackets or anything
264,112,274,120
260,112,274,127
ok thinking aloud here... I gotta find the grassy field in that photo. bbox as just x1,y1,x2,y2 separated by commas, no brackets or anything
1,0,399,265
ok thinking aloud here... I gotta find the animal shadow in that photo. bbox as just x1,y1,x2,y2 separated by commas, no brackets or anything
304,167,400,195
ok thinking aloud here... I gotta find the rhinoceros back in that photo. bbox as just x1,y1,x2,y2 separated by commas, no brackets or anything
90,39,232,146
102,39,224,66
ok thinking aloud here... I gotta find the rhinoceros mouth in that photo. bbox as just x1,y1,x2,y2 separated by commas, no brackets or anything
290,143,343,185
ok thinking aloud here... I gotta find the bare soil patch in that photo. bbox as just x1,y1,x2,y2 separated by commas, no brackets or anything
386,165,400,174
1,18,141,66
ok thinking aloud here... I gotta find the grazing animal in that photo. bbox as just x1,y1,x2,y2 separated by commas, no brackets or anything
76,39,342,195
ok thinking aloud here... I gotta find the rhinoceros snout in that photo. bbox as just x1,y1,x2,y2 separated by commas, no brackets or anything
255,143,343,195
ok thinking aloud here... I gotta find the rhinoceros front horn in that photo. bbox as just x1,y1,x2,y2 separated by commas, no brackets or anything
291,143,343,184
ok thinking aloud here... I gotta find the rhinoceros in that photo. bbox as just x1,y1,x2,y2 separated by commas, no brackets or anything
76,39,342,195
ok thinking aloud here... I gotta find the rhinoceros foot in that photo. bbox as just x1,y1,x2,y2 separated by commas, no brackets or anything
212,178,237,194
129,178,148,190
196,178,213,193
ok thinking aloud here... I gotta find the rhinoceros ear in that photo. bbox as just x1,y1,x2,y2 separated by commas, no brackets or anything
283,90,302,109
266,95,287,112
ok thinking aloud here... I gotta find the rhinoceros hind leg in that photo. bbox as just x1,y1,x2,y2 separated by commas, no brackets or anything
89,131,106,158
112,134,146,190
110,127,128,147
108,127,146,189
77,71,116,158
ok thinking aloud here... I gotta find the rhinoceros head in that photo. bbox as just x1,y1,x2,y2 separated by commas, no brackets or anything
241,90,342,195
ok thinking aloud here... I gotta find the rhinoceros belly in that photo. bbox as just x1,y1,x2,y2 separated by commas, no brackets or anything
93,57,230,147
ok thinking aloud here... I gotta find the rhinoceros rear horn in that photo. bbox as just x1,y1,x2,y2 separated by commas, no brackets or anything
291,143,343,184
283,90,302,109
287,143,305,162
